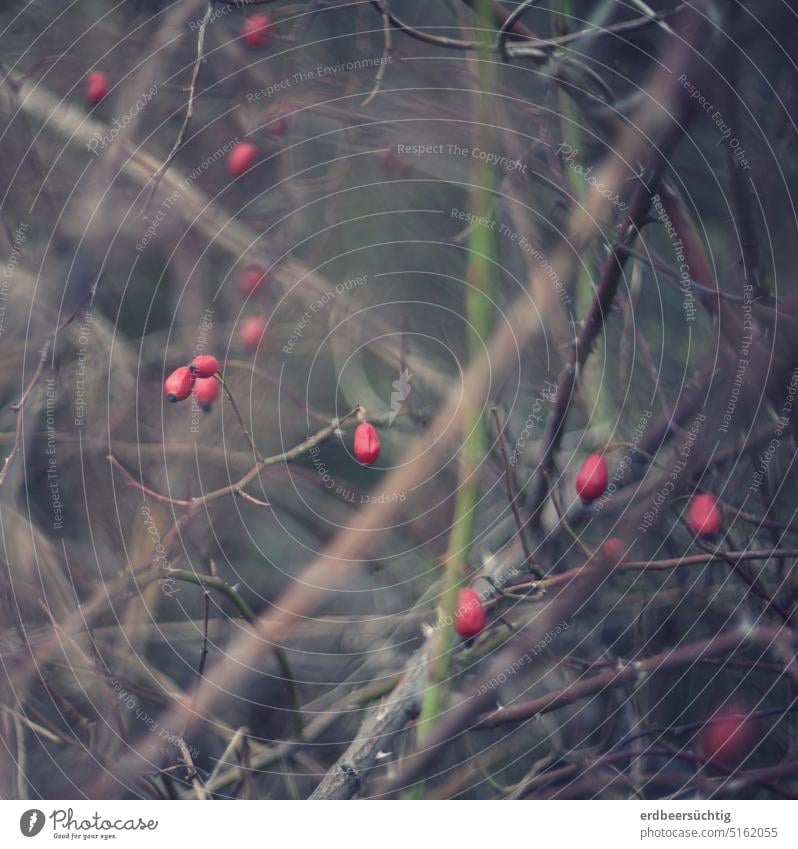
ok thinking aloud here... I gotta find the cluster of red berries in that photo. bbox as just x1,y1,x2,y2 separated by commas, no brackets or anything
575,452,723,538
164,355,220,411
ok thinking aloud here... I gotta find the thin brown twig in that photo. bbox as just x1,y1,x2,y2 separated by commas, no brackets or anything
490,408,540,577
143,0,213,213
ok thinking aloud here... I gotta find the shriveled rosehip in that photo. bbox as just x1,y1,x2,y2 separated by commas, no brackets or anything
382,145,405,176
193,376,219,409
189,355,220,378
239,315,267,351
270,115,289,136
454,588,486,639
227,142,257,176
699,704,754,767
164,367,194,402
242,13,273,48
239,265,268,295
689,493,722,537
354,422,380,465
576,453,609,504
85,70,109,104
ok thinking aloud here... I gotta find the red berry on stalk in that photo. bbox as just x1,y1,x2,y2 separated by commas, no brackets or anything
689,493,722,537
239,315,267,351
242,13,273,48
227,142,257,177
575,453,609,504
193,376,219,409
454,588,486,639
240,265,268,295
699,704,754,767
354,422,380,465
164,367,194,402
189,355,220,378
85,70,109,104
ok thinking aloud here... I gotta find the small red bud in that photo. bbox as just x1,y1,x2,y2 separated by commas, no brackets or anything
354,422,380,465
227,142,257,177
576,453,609,504
239,315,267,351
382,145,405,176
602,537,625,563
454,588,486,639
270,115,289,136
193,376,219,408
189,355,220,378
85,70,109,104
242,14,273,48
164,367,194,402
239,265,268,295
689,494,722,537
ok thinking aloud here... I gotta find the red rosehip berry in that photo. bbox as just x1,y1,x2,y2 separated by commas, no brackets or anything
189,355,220,378
239,265,268,296
602,537,625,563
85,70,109,104
164,366,194,402
239,315,267,351
698,704,754,767
193,376,219,409
454,588,486,639
242,13,273,48
354,422,380,465
575,453,609,504
689,493,722,537
227,142,257,177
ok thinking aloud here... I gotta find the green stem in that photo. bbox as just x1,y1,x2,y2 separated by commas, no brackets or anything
410,0,495,798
